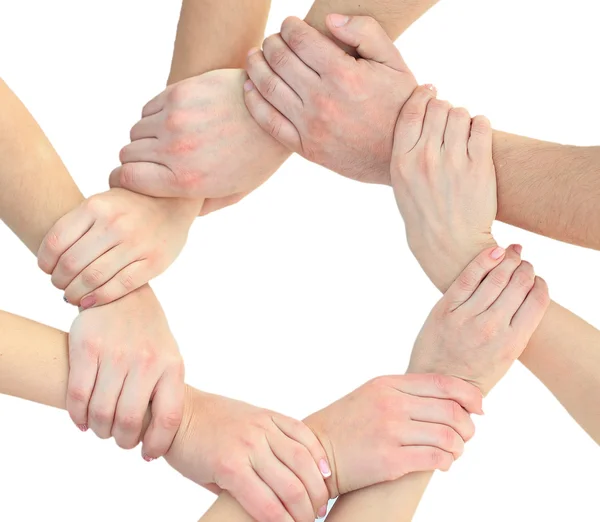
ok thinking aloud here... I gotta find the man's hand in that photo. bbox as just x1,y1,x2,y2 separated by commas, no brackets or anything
303,373,483,499
166,388,331,522
37,188,201,307
409,248,550,396
109,69,290,211
243,15,417,185
67,285,185,459
391,85,498,291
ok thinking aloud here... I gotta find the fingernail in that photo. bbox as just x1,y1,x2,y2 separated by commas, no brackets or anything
243,80,254,92
80,295,97,309
329,14,350,27
247,47,260,57
318,459,332,478
318,505,328,518
490,247,505,260
513,244,523,255
63,295,70,304
143,454,156,463
77,424,88,432
424,84,437,95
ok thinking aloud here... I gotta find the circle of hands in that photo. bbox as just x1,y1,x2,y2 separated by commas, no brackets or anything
35,14,551,522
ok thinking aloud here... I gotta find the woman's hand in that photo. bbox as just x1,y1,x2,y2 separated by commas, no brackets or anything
37,188,201,307
303,373,483,498
165,388,331,522
409,247,550,396
391,85,498,291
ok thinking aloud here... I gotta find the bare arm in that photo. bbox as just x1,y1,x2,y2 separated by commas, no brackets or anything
168,0,272,84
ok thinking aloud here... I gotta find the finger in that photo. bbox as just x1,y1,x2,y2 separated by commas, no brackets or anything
443,107,471,154
130,112,163,141
394,445,455,474
63,245,137,307
444,246,507,310
267,430,329,518
119,139,160,165
393,84,438,155
79,261,148,309
111,369,155,450
243,80,302,152
253,442,314,522
487,260,536,323
37,207,95,275
407,396,476,442
142,363,185,459
459,244,523,316
402,421,465,459
262,33,319,99
66,343,100,431
142,91,166,118
246,49,303,118
420,99,452,147
109,163,181,197
325,14,409,71
511,276,550,333
468,115,493,159
226,466,294,522
271,415,331,479
51,225,119,291
280,16,350,75
383,373,483,415
87,359,127,440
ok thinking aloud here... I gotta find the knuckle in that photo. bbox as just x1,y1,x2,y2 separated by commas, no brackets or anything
158,410,183,431
430,448,452,471
81,337,102,359
456,268,479,292
116,412,144,433
267,114,283,139
284,482,306,504
82,268,104,287
286,28,309,53
137,345,158,372
215,456,238,480
489,269,510,288
119,163,139,186
42,230,61,254
449,107,470,121
262,75,280,97
89,407,113,426
164,110,187,131
166,84,190,106
118,271,137,292
431,374,450,396
439,425,458,447
480,317,501,341
268,47,290,69
471,116,491,134
67,386,89,404
60,255,79,276
448,401,464,423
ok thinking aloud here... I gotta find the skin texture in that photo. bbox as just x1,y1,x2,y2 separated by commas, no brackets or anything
38,189,202,307
0,310,482,521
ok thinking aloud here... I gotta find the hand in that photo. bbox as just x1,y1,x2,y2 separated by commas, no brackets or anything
68,284,185,459
391,85,498,291
109,69,290,210
303,373,483,498
409,247,550,396
37,188,200,307
243,15,417,185
166,388,331,522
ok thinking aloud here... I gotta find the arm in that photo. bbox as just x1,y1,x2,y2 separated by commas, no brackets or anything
168,0,272,84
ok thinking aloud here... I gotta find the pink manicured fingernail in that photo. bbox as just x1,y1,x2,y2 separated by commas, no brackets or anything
77,424,88,432
247,47,260,57
243,80,254,92
490,247,505,260
318,505,328,518
318,459,332,478
424,84,437,95
513,244,523,255
80,295,97,309
143,454,155,463
329,14,350,27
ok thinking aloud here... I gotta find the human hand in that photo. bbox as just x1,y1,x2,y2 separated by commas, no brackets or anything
409,247,550,396
303,373,483,498
37,188,200,307
68,284,185,459
165,387,331,522
109,69,290,211
244,15,417,185
391,85,498,291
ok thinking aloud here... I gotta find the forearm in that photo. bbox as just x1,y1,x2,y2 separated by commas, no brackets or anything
168,0,271,85
305,0,439,45
493,132,600,250
0,79,83,254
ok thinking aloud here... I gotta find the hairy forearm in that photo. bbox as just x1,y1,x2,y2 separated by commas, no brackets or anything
0,79,83,253
168,0,272,85
305,0,439,46
493,132,600,250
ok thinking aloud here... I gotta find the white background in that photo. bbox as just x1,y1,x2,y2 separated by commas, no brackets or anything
0,0,598,520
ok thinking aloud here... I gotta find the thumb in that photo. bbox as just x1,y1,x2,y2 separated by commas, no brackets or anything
109,163,185,198
325,14,409,71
